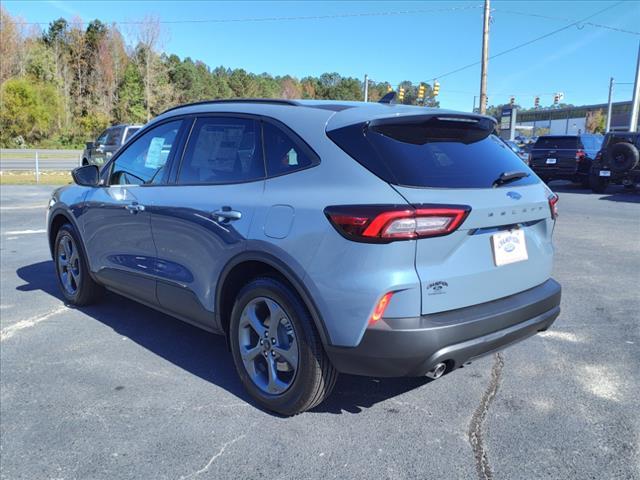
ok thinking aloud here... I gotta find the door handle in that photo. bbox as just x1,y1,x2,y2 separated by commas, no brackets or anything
125,202,145,214
212,207,242,222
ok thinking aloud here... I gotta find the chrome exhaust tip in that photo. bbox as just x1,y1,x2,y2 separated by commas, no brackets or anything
426,362,447,380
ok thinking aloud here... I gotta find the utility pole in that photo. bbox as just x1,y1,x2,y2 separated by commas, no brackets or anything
364,74,369,103
606,77,614,133
479,0,490,114
629,42,640,132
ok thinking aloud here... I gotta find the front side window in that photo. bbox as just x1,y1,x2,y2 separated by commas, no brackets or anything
105,127,123,146
178,117,264,184
109,120,182,185
124,127,140,143
263,122,315,177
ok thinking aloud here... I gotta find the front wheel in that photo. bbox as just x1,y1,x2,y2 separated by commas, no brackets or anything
54,224,102,305
229,277,337,415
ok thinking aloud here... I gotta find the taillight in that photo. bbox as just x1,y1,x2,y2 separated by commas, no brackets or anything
324,205,470,242
575,149,585,162
548,193,559,219
369,292,393,325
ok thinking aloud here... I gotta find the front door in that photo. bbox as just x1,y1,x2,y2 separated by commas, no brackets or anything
147,116,265,329
82,119,184,305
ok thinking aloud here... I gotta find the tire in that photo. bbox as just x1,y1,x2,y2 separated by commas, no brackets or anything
589,174,609,194
54,224,103,305
229,277,337,416
608,142,639,172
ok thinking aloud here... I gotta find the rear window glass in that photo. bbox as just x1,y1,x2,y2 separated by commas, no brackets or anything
124,127,140,143
328,117,536,189
534,136,578,149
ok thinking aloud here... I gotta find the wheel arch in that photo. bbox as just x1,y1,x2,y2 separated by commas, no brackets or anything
216,251,331,347
48,208,93,273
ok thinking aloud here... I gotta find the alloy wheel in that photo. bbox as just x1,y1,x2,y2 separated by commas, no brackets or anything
57,234,81,295
238,296,299,395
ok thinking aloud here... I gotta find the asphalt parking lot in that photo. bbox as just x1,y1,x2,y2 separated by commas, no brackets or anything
1,183,639,480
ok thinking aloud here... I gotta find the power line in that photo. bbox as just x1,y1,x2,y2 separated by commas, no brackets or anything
492,7,640,36
14,4,483,26
428,1,626,82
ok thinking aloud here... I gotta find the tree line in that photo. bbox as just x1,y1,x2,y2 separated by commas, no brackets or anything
0,8,439,148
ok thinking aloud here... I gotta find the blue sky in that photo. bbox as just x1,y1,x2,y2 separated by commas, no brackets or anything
5,0,640,111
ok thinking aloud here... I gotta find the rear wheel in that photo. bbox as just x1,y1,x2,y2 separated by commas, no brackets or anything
54,224,102,305
229,277,337,415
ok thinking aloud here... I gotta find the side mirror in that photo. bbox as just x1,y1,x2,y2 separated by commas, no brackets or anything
72,165,100,187
85,141,94,150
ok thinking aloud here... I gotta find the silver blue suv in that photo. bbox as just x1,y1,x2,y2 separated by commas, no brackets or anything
47,99,561,415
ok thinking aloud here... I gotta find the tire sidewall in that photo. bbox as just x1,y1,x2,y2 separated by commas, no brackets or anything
229,278,322,414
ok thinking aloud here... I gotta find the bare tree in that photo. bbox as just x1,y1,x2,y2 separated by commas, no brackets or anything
135,15,163,121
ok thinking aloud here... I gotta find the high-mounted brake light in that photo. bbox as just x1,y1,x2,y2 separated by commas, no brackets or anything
369,292,393,325
548,193,559,219
324,205,470,243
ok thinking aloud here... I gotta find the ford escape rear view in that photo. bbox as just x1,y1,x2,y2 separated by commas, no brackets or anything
47,99,561,415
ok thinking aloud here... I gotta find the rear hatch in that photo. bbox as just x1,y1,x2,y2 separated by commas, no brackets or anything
530,136,580,175
328,109,555,314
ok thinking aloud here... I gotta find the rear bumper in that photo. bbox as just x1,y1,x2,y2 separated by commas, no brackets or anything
325,279,561,377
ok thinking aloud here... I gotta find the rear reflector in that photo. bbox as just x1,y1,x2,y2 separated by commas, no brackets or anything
369,292,393,324
325,205,470,242
548,193,559,219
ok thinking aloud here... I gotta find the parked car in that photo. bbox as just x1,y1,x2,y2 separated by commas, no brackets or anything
82,124,142,167
589,131,640,193
48,99,561,415
505,140,529,163
529,134,603,186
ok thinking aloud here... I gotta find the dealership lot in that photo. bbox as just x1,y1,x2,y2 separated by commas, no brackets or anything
1,185,638,480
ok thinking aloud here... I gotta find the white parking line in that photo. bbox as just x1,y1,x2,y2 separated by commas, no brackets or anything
4,229,47,235
0,305,68,342
0,205,46,211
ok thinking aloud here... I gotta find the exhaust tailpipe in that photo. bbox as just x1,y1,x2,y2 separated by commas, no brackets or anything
426,362,447,380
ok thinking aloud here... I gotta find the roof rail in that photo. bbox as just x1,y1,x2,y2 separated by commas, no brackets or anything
160,98,299,115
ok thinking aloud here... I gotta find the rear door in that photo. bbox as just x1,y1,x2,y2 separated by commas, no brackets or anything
328,114,555,314
530,136,579,176
148,115,265,329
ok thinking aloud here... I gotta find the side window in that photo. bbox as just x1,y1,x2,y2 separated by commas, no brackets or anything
96,129,109,145
263,122,315,177
178,117,264,184
105,127,123,146
109,120,182,186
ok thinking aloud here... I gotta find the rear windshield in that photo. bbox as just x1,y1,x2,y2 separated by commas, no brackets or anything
534,136,578,149
328,116,537,189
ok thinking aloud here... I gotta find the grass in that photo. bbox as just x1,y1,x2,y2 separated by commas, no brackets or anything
0,171,72,185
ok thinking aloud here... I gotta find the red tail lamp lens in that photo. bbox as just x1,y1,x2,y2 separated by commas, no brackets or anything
325,205,470,243
369,292,393,325
548,193,559,219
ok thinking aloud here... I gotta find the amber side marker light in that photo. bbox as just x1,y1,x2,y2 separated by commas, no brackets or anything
369,292,394,325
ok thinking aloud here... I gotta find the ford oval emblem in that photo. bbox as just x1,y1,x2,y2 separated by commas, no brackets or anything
506,191,522,200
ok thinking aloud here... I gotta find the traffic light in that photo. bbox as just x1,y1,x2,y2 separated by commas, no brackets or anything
509,96,515,106
398,87,405,102
387,84,393,93
417,83,426,102
534,96,540,108
432,80,440,96
553,93,560,106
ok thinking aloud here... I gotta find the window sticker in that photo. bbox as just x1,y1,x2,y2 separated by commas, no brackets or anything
146,137,166,168
287,148,298,166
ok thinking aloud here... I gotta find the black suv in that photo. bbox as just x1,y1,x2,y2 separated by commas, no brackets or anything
589,132,640,193
529,134,603,186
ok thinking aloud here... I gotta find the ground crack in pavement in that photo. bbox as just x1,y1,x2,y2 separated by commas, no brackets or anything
468,352,504,480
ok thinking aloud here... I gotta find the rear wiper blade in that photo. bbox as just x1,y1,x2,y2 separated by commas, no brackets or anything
492,171,529,188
